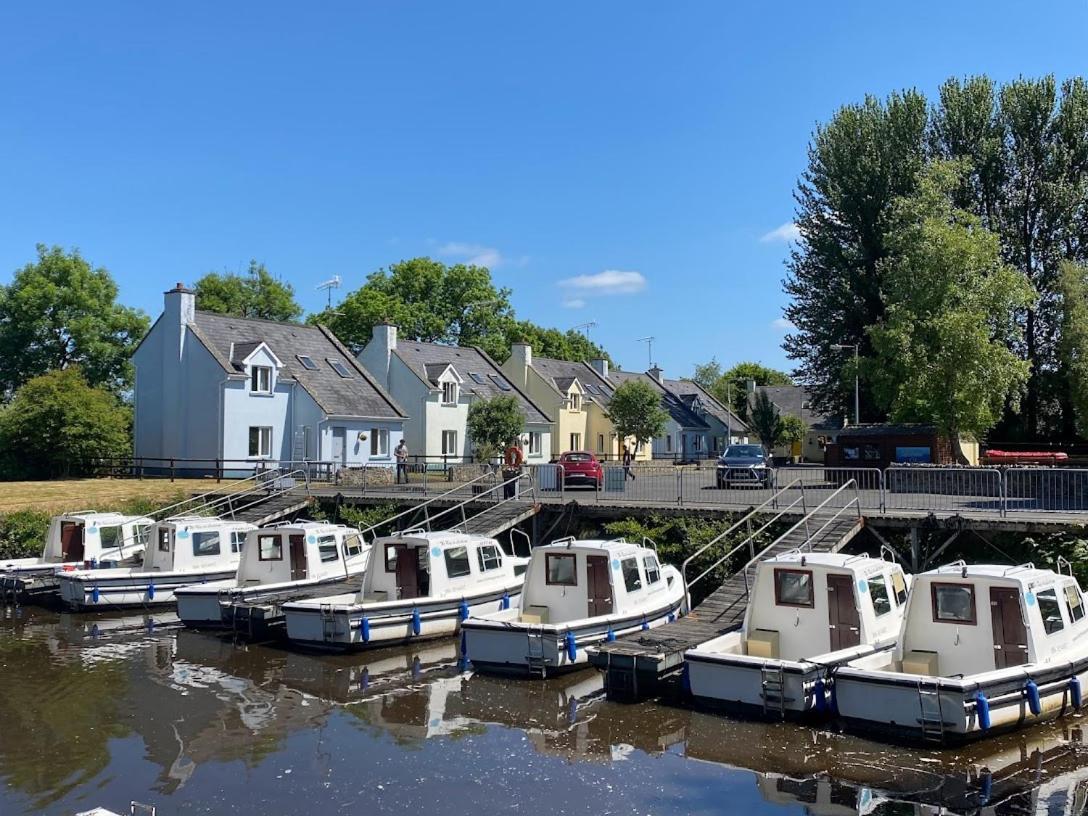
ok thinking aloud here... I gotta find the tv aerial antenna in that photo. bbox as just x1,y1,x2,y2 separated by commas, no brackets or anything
571,320,598,339
637,336,655,369
316,275,341,309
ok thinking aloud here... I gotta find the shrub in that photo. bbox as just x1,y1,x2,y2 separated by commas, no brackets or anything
0,510,51,560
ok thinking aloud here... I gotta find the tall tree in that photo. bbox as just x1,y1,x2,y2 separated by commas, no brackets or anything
1057,261,1088,436
194,261,302,322
782,90,929,421
505,320,610,364
692,359,791,421
466,395,525,460
0,245,149,398
749,390,784,449
606,380,668,450
867,161,1035,461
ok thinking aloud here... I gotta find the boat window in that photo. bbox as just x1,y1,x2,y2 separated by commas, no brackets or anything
621,557,642,593
318,535,339,563
774,568,814,608
643,555,661,585
343,534,364,558
231,532,246,553
931,582,976,625
891,570,908,605
546,553,577,586
444,546,471,578
192,531,221,557
385,546,398,572
1065,584,1085,623
867,574,892,617
477,544,503,572
157,528,171,552
258,534,283,561
1037,588,1065,635
99,526,121,549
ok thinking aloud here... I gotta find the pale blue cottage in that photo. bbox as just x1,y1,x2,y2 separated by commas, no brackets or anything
133,284,406,473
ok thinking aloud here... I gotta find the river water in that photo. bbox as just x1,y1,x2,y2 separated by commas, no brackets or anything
2,606,1088,815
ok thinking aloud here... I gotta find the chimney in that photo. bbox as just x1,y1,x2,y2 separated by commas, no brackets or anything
163,282,195,361
371,322,398,385
649,365,663,384
590,358,609,380
509,343,532,387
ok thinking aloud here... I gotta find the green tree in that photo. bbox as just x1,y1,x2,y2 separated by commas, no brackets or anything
606,380,668,450
867,161,1036,461
692,359,791,421
0,368,132,479
466,395,525,458
505,320,610,364
749,390,784,449
1057,262,1088,436
0,245,149,397
779,414,807,450
194,261,302,322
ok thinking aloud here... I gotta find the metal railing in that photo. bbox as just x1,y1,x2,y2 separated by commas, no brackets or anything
353,470,501,541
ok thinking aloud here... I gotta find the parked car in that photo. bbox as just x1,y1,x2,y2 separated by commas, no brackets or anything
716,444,773,488
557,451,603,489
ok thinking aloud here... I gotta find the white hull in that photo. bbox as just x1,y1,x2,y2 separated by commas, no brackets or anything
178,572,368,629
58,569,237,610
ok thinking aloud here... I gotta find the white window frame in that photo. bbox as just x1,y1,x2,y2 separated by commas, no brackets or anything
569,393,582,412
370,428,390,457
665,434,673,453
250,365,272,394
569,433,581,451
526,431,542,456
441,429,458,456
597,433,605,453
249,426,273,458
441,381,458,405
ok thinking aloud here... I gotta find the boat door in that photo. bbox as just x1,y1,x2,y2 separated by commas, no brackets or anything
289,535,308,581
990,587,1028,669
61,522,84,561
827,574,861,651
586,554,613,617
394,545,429,599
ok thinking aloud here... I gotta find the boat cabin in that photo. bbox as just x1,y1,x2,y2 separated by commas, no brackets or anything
891,563,1088,677
42,512,153,564
142,516,255,573
237,521,368,585
517,538,668,624
361,530,513,602
739,553,909,660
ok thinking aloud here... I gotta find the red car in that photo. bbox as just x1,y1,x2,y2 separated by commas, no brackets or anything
558,451,603,489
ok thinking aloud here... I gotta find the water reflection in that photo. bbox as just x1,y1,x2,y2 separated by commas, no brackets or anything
4,605,1088,815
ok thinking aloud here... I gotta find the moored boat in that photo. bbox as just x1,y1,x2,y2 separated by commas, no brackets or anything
176,520,371,635
684,552,910,717
283,529,527,650
834,561,1088,744
463,537,686,676
57,516,255,610
1,511,153,603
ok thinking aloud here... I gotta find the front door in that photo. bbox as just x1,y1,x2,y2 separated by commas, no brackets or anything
586,554,613,617
331,427,347,467
990,587,1028,669
289,535,307,581
827,573,861,651
395,545,420,600
61,522,84,562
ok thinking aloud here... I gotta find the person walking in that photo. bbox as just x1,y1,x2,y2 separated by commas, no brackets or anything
394,439,409,484
623,444,636,481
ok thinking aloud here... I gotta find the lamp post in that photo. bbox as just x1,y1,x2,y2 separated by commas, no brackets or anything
830,343,860,426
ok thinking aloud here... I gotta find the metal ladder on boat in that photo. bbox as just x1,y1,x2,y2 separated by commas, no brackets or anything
917,679,946,744
761,664,787,718
526,628,547,678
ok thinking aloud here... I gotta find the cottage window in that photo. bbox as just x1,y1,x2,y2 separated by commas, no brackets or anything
249,426,273,458
231,532,246,553
296,355,318,370
1037,588,1065,635
477,544,503,572
328,359,352,378
526,432,542,455
343,534,364,558
258,534,283,561
643,555,661,585
931,582,976,624
1065,584,1085,623
250,365,272,394
569,433,581,451
370,428,389,457
597,434,605,453
621,557,642,592
774,568,814,608
569,393,581,411
442,430,458,456
546,552,577,586
442,382,458,405
867,574,892,617
444,546,471,578
318,535,339,563
665,435,673,453
192,531,221,557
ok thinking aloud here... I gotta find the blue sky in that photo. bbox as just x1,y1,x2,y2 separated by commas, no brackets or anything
1,2,1086,377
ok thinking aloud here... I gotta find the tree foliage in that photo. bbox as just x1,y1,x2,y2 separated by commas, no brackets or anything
194,261,302,322
867,161,1036,456
1058,262,1088,436
779,414,807,447
0,245,149,398
506,320,610,364
749,390,784,448
606,380,668,447
0,368,132,479
466,395,526,454
692,359,791,420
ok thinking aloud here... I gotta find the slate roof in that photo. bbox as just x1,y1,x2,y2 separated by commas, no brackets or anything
530,356,616,406
191,311,405,419
754,385,841,431
393,341,551,424
608,370,709,429
664,378,749,434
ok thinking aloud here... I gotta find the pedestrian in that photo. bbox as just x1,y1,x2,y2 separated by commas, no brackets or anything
394,438,409,484
503,437,525,499
623,444,635,481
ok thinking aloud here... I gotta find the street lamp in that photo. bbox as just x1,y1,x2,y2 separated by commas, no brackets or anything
830,343,860,426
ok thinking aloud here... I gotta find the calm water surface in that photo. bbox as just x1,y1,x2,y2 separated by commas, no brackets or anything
2,605,1088,815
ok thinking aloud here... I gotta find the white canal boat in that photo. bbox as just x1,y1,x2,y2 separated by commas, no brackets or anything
57,516,255,610
463,537,686,676
684,552,910,717
175,521,371,633
834,561,1088,743
283,529,527,650
1,511,153,602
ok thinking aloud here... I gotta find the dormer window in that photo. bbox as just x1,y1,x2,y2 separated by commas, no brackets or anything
442,382,458,405
569,393,582,411
250,365,272,394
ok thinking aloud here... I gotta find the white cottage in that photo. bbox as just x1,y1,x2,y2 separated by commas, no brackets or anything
133,284,407,474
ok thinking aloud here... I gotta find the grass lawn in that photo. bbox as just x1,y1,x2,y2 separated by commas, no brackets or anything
0,478,237,515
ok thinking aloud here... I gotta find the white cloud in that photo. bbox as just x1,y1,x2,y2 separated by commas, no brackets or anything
559,270,647,295
438,242,505,268
760,222,801,243
562,298,587,309
771,317,795,331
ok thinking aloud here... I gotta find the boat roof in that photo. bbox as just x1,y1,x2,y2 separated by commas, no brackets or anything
920,562,1067,587
538,537,644,556
258,520,359,535
376,529,495,547
160,515,253,530
762,552,894,576
58,511,153,524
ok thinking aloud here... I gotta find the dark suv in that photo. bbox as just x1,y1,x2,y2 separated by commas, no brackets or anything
716,444,773,488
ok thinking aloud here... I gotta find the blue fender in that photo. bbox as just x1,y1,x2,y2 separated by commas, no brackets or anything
501,592,510,611
91,585,100,605
147,582,155,601
565,631,577,662
360,616,371,643
606,627,616,642
641,618,649,631
975,691,991,731
1025,679,1042,716
459,600,470,621
1071,676,1083,710
411,607,421,636
814,679,827,713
